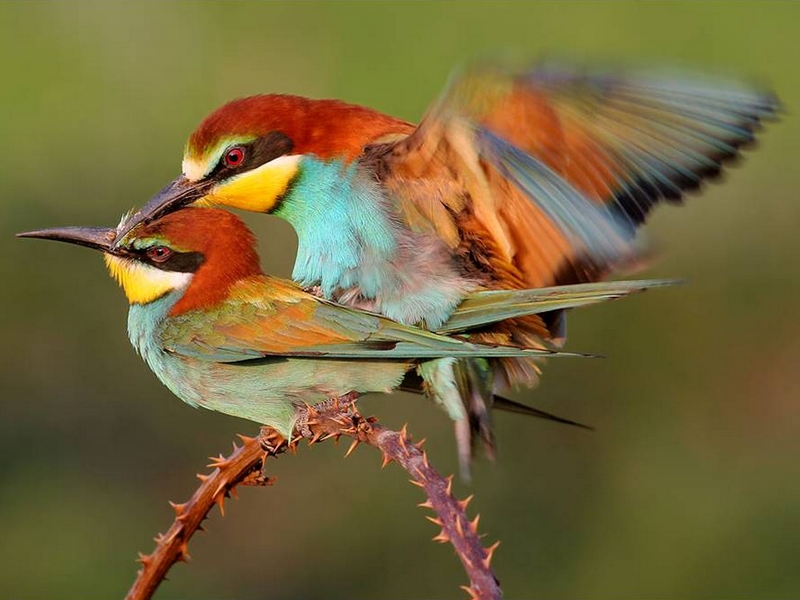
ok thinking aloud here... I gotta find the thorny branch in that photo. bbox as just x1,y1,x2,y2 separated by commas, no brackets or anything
124,430,285,600
304,397,502,600
126,397,502,600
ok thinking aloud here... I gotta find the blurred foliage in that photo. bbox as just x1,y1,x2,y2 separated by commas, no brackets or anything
1,1,799,598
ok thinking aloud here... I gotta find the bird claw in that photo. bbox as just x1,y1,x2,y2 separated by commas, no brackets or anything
293,393,360,439
295,415,315,439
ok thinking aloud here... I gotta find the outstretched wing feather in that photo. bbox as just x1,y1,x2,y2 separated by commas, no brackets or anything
369,62,777,289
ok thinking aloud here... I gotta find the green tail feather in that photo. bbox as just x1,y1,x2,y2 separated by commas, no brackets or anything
438,279,679,334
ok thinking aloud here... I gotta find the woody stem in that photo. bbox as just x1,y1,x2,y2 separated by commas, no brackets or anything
126,396,502,600
299,396,502,600
125,430,285,600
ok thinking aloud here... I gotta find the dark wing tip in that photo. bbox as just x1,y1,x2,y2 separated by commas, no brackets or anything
493,394,595,431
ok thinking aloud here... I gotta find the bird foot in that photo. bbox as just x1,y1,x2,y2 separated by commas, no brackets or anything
294,392,360,439
294,412,314,439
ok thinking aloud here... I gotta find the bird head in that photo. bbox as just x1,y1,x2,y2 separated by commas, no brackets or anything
18,208,262,314
119,94,413,239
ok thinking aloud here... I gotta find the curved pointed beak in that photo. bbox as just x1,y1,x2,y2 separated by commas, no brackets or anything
114,175,212,243
16,226,118,252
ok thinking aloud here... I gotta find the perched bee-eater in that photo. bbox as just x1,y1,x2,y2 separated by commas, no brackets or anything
19,208,667,439
111,63,782,469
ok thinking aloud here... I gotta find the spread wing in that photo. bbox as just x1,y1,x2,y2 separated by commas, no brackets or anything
366,62,778,289
160,276,584,363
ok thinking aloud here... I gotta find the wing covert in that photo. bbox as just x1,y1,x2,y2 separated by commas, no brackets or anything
159,277,581,362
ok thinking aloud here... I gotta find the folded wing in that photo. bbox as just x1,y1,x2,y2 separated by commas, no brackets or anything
160,276,587,362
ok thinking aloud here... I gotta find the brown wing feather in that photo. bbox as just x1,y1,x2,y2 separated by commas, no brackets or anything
363,63,776,390
368,62,777,292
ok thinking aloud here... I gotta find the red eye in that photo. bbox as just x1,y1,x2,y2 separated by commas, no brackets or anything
224,146,245,167
146,246,172,263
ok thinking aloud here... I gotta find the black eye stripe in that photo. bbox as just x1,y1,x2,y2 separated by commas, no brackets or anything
247,132,294,167
210,131,294,180
126,248,205,273
154,251,205,273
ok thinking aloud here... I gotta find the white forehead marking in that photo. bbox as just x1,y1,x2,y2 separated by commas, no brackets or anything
182,154,215,182
182,140,225,182
182,136,256,182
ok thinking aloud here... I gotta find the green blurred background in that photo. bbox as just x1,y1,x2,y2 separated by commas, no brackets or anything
2,1,799,598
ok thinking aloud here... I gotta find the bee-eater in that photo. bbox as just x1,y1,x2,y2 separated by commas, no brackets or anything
18,208,666,439
113,63,780,470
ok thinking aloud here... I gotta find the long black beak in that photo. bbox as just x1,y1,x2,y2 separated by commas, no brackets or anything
114,175,210,244
17,175,211,252
16,226,117,252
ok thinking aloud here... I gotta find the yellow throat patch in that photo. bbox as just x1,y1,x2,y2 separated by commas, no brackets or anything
104,255,193,304
195,155,301,213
